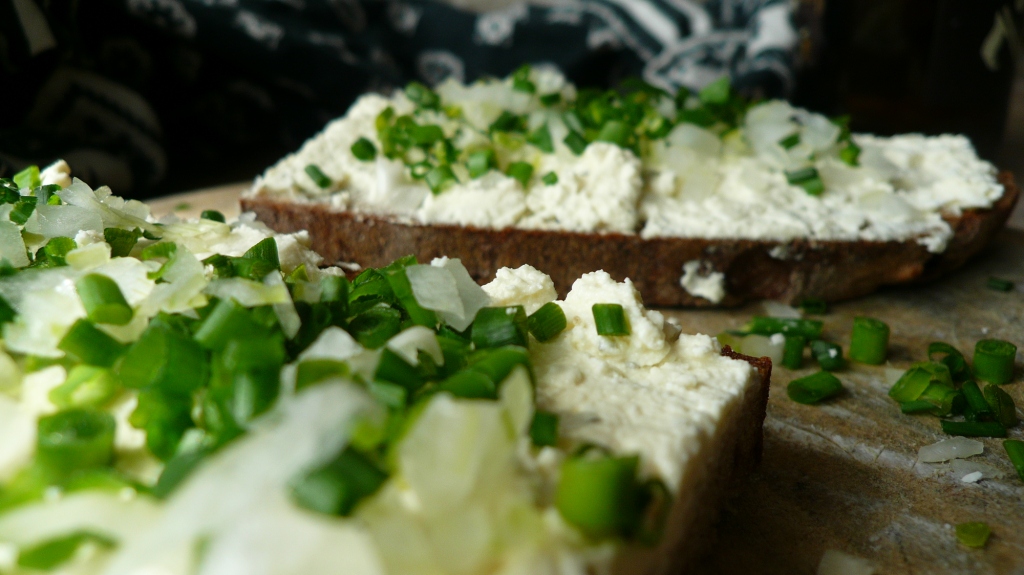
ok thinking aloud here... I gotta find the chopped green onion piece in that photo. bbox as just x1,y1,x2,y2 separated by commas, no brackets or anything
58,319,126,367
917,381,960,416
928,342,972,382
787,371,843,404
1004,440,1024,482
785,167,825,196
405,81,440,108
304,164,332,188
592,303,630,336
117,324,209,395
563,131,588,155
467,149,496,178
0,294,13,325
799,298,828,315
541,171,559,185
408,161,431,179
9,197,36,225
539,92,562,106
37,409,116,476
529,410,559,446
348,306,402,349
848,316,889,365
140,242,176,263
467,346,530,385
49,365,118,409
472,306,529,349
375,348,424,392
778,133,801,149
41,237,76,267
489,110,524,133
596,120,630,147
810,340,844,371
243,237,280,270
194,299,263,350
527,302,566,343
940,420,1006,438
782,335,805,369
526,124,554,152
899,400,937,414
410,124,444,146
840,142,861,166
76,273,133,325
961,381,993,419
153,448,209,498
955,522,991,548
556,454,640,539
745,316,823,340
13,165,40,190
506,162,534,186
424,165,456,194
350,137,378,161
17,531,115,571
987,277,1014,291
200,210,225,223
973,339,1017,384
698,76,730,105
983,384,1018,428
438,369,496,399
291,447,388,516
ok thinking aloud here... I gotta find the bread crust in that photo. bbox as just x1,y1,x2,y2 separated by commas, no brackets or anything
241,172,1018,307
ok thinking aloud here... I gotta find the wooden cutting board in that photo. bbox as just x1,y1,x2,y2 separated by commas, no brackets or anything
149,186,1024,575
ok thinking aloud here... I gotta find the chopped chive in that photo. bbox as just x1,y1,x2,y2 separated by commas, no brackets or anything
928,342,972,382
424,165,457,194
592,303,630,336
745,316,824,340
541,171,559,185
810,340,845,371
348,306,402,349
918,381,960,416
779,133,801,149
529,410,559,446
527,302,566,343
437,369,496,399
527,124,554,153
513,78,536,93
351,137,378,161
104,228,143,257
782,335,805,369
471,306,529,349
58,319,126,367
410,124,444,146
940,420,1006,438
467,149,496,179
36,409,116,477
888,362,951,402
290,447,387,516
200,210,225,223
987,277,1014,291
76,274,133,325
596,120,630,147
840,142,861,166
539,92,562,106
848,316,889,365
408,161,431,179
40,237,76,267
467,346,530,385
404,81,440,108
506,162,534,186
698,76,730,105
243,237,280,270
955,522,991,548
960,381,993,420
304,164,332,188
973,339,1017,384
1005,440,1024,482
900,400,937,414
13,165,40,190
0,294,14,325
375,348,424,392
787,370,843,404
49,365,119,409
785,167,825,196
983,384,1018,428
799,298,828,315
17,531,115,571
117,324,208,395
564,131,588,155
489,110,524,133
555,454,640,539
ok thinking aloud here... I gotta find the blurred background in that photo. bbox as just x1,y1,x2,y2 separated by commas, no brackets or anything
1,0,1021,199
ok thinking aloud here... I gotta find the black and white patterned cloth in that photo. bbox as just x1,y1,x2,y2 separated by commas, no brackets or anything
0,0,797,197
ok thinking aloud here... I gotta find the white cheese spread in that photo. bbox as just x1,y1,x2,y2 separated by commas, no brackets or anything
679,260,726,303
249,70,1003,254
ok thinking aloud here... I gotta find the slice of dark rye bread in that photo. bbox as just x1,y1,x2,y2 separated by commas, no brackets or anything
241,171,1019,307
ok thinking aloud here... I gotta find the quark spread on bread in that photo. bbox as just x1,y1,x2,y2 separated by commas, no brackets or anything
250,68,1003,257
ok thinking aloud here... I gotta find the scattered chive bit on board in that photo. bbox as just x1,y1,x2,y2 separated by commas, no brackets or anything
848,316,889,365
987,277,1014,291
973,339,1017,385
955,522,991,548
787,371,843,405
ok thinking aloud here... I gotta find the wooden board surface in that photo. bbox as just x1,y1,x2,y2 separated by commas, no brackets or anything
148,186,1024,575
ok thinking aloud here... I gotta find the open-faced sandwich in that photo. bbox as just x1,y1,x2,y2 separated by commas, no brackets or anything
0,163,768,574
243,67,1018,307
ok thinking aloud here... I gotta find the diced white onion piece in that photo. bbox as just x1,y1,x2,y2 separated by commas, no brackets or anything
666,123,722,156
432,257,490,331
741,333,785,365
299,327,364,362
799,111,842,152
264,273,300,339
0,491,162,549
25,204,103,239
817,549,876,575
917,437,984,463
66,241,112,271
0,221,29,268
405,264,464,319
499,365,533,437
386,326,443,366
960,471,983,483
0,394,35,482
58,179,158,234
949,458,1005,481
204,277,289,308
762,300,802,319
